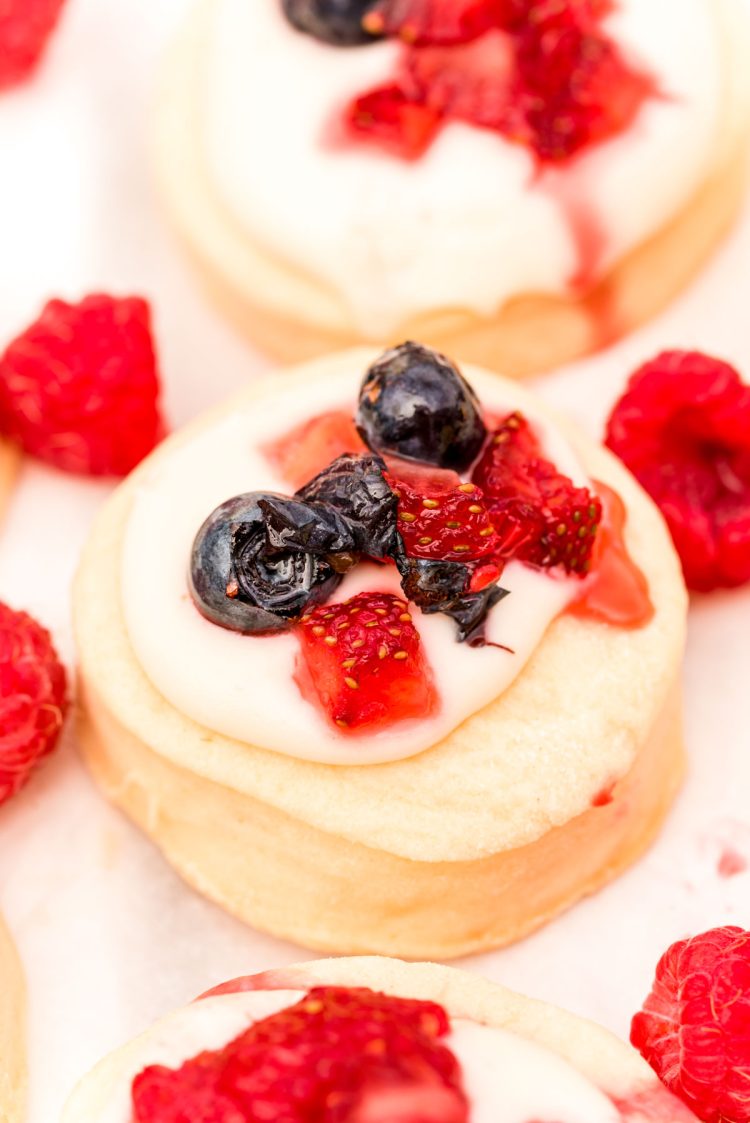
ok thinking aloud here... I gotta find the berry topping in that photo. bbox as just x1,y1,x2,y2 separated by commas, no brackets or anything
357,342,486,471
0,602,67,805
281,0,380,45
386,462,498,561
605,351,750,593
473,412,602,575
0,0,66,90
631,926,750,1123
133,987,467,1123
190,493,346,634
364,0,507,45
0,295,165,477
397,555,508,644
297,452,399,558
265,410,365,490
297,591,436,731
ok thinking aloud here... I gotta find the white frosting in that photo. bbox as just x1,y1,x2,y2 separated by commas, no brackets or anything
62,987,621,1123
121,365,588,766
200,0,724,334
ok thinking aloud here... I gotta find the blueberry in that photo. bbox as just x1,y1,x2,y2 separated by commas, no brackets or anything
189,493,343,634
357,342,488,471
281,0,379,45
296,452,399,559
396,554,509,645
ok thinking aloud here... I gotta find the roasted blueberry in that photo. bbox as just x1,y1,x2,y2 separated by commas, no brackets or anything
281,0,379,45
436,585,510,646
189,493,343,634
396,554,509,645
357,342,487,471
296,452,398,558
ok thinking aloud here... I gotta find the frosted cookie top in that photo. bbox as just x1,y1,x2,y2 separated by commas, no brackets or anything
121,344,650,766
199,0,727,332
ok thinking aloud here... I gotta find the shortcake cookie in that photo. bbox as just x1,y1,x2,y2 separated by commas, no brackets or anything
0,915,26,1123
62,956,696,1122
156,0,749,374
74,344,687,958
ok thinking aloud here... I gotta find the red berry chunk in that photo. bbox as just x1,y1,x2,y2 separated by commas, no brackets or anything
386,461,499,561
605,351,750,592
132,986,468,1123
364,0,510,45
0,0,66,90
349,83,441,159
297,591,436,732
0,602,67,805
0,294,165,477
473,412,601,575
264,410,366,490
631,927,750,1123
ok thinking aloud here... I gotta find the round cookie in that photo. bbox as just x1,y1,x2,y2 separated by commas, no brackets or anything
74,350,688,959
62,955,696,1121
154,0,749,375
0,914,26,1123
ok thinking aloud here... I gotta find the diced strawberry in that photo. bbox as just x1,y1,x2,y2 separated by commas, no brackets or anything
385,462,499,561
264,410,365,491
296,591,436,732
364,0,511,45
473,412,602,575
348,83,441,159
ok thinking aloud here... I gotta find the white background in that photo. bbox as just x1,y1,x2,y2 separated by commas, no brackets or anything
0,2,749,1119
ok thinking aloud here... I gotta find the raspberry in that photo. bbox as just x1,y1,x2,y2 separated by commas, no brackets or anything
0,602,67,805
0,294,165,477
631,926,750,1123
132,986,468,1123
265,411,366,490
386,461,499,561
0,0,66,90
473,411,602,575
296,591,436,731
605,351,750,592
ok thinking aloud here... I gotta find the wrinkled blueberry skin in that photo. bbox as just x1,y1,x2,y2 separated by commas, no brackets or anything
259,495,355,556
281,0,379,45
397,554,509,645
297,453,399,558
189,493,342,635
357,342,487,471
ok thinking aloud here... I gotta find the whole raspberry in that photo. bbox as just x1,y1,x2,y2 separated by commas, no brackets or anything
605,352,750,592
0,0,67,90
631,927,750,1123
0,294,166,477
0,602,67,804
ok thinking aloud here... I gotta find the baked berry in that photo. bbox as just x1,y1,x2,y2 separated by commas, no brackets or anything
0,0,66,90
631,926,750,1123
605,351,750,592
357,342,486,470
133,986,466,1123
281,0,380,45
386,460,498,561
0,602,67,805
397,555,508,644
189,493,344,634
297,591,436,731
296,452,399,558
364,0,508,45
348,83,441,158
265,410,365,490
0,294,165,476
473,411,601,576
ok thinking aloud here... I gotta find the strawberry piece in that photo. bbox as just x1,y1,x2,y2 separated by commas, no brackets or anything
385,461,499,561
132,986,468,1123
0,602,67,805
364,0,511,45
0,294,165,477
631,926,750,1123
0,0,66,90
296,591,436,732
264,410,365,490
605,351,750,592
348,83,441,159
473,412,601,575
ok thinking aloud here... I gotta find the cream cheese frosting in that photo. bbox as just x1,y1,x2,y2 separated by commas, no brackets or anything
121,364,589,766
199,0,725,335
61,988,621,1123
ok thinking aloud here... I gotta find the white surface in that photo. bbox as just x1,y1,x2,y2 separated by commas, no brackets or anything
0,2,748,1121
62,990,618,1123
206,0,721,334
